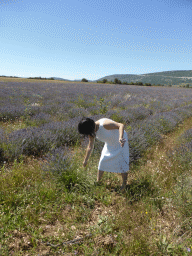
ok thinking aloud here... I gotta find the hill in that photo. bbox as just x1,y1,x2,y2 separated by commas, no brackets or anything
97,70,192,86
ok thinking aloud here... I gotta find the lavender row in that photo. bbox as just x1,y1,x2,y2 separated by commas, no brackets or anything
0,117,83,162
128,104,192,163
171,128,192,165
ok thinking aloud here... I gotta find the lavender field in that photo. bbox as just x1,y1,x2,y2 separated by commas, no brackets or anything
1,78,192,164
0,78,192,255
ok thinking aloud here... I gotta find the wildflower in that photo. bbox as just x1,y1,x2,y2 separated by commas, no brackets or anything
146,212,148,214
187,248,191,252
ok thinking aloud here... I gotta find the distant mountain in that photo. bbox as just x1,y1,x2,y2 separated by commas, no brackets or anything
96,70,192,86
52,78,89,82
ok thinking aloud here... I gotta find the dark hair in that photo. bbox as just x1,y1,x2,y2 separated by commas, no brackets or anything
78,117,96,137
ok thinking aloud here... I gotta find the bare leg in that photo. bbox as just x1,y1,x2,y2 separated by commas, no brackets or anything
97,170,104,182
121,172,128,191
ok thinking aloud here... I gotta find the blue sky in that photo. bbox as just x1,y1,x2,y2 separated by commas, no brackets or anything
1,0,192,80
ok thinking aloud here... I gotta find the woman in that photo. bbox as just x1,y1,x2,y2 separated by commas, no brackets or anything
78,117,129,191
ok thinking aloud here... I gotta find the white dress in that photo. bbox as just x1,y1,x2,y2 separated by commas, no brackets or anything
96,118,129,173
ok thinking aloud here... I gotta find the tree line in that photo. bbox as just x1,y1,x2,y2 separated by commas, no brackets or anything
82,77,156,86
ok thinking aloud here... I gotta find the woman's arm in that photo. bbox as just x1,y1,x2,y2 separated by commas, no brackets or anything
83,135,95,167
118,123,125,141
103,120,126,147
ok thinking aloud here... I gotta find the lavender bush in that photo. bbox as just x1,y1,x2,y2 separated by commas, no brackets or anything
0,105,26,121
171,128,192,165
43,146,72,175
119,106,153,124
68,107,90,118
0,128,5,162
177,128,192,144
128,127,150,163
31,112,52,125
3,127,56,161
43,146,92,192
1,117,83,162
0,128,4,142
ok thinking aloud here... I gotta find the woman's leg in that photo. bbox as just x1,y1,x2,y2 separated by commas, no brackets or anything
97,170,104,182
121,172,128,190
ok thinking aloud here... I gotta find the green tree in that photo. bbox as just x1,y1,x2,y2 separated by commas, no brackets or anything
81,78,88,82
136,82,143,86
102,79,108,83
114,78,122,84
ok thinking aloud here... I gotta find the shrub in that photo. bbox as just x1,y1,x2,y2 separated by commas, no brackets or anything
0,128,5,162
128,127,149,163
31,112,52,125
43,146,72,174
21,129,55,157
68,107,90,118
98,97,109,114
74,94,96,109
177,128,192,144
171,129,192,165
4,127,55,161
114,78,122,84
89,105,99,115
43,147,92,193
42,117,82,147
135,82,143,86
0,128,4,142
102,79,108,83
118,107,152,125
2,117,82,161
81,78,88,82
0,105,26,122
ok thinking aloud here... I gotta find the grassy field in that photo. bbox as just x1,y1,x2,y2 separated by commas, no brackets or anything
0,78,192,255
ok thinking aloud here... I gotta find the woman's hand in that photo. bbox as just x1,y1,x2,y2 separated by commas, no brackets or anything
119,138,126,147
